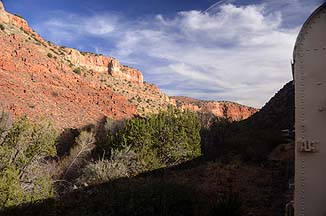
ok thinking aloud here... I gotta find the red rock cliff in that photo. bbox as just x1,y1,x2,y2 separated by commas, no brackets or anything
0,2,144,85
172,96,258,121
63,48,144,84
109,59,143,84
0,2,44,43
0,2,257,128
0,3,137,128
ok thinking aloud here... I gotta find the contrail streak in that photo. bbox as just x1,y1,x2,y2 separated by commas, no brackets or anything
203,0,231,13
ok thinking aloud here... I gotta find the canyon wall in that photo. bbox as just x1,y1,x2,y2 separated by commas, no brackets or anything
172,96,258,121
63,48,144,84
0,2,257,129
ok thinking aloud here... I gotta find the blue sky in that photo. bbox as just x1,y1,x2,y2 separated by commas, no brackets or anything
2,0,324,107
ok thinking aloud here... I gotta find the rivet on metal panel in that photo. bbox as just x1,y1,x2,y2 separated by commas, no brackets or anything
318,108,324,112
317,82,322,85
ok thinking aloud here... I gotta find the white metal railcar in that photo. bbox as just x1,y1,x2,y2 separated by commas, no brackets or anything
293,3,326,216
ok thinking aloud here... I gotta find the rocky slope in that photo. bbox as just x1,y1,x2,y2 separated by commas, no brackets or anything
172,96,258,121
0,2,256,129
244,81,294,130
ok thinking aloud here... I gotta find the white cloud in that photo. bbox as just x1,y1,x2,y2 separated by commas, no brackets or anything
111,4,298,107
32,1,322,108
35,12,118,43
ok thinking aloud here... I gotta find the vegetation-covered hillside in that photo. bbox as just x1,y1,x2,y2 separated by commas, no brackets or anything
0,80,295,216
0,107,204,213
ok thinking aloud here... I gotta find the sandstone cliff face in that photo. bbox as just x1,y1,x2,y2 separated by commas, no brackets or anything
0,4,138,128
63,48,111,74
109,59,143,84
172,96,258,121
0,2,143,85
0,31,137,128
0,2,173,128
0,2,9,23
63,48,144,84
0,2,44,43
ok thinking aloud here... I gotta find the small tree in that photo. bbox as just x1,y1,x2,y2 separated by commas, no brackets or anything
73,68,82,75
0,116,57,209
59,131,96,180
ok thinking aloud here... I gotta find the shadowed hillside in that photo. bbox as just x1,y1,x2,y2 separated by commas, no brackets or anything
1,159,289,216
244,81,294,131
201,81,294,161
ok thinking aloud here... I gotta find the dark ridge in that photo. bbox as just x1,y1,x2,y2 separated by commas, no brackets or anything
244,81,294,130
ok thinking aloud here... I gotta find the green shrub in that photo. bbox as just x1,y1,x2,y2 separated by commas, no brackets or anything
0,24,4,31
103,106,201,171
73,67,82,75
47,53,53,58
78,147,142,185
0,116,58,209
80,159,128,184
14,14,24,19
